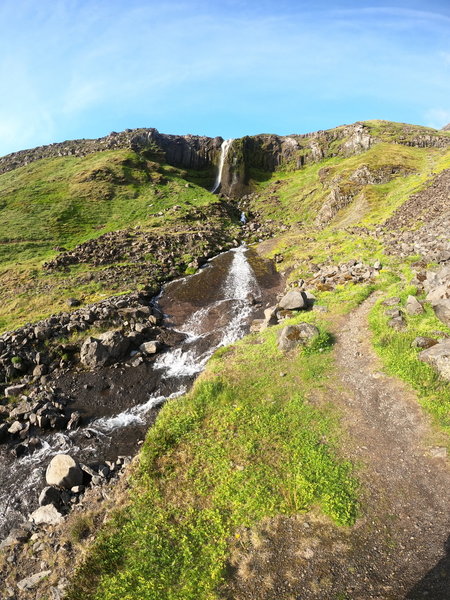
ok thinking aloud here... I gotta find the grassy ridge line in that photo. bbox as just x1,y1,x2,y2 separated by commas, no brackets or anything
66,314,358,600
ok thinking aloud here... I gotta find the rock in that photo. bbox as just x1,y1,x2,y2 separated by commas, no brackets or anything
33,364,48,378
405,295,424,316
249,319,265,333
263,306,279,327
411,337,438,349
66,411,81,430
30,504,64,525
8,420,24,435
18,570,52,591
278,290,307,311
80,330,130,368
139,341,161,355
383,297,400,306
388,316,406,330
429,446,448,459
4,383,27,397
0,524,32,549
419,339,450,381
39,486,63,508
66,297,81,307
45,454,83,488
277,323,320,352
433,300,450,327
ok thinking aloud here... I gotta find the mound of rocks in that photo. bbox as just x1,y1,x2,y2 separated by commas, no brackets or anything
303,260,381,292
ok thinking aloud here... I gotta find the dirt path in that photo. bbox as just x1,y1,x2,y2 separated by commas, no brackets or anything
225,294,450,600
334,293,450,599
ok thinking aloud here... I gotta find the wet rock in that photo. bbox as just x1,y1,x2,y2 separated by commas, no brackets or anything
419,339,450,381
278,290,307,310
30,504,64,525
45,454,83,489
411,337,438,349
405,295,424,316
277,323,320,352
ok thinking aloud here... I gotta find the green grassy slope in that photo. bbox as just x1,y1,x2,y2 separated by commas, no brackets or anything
0,149,233,332
67,315,358,600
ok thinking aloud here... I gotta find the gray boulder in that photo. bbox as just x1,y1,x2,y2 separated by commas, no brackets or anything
277,323,320,352
434,300,450,327
39,486,63,508
278,290,307,311
139,341,161,355
80,330,130,368
45,454,83,489
405,295,424,316
17,570,52,591
419,339,450,381
29,504,64,525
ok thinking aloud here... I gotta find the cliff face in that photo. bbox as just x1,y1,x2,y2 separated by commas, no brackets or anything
1,121,449,197
0,129,223,176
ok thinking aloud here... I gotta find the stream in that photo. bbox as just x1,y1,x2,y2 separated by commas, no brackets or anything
0,245,281,539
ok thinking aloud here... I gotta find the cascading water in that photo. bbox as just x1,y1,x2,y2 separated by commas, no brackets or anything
96,245,260,430
211,138,233,194
0,244,266,539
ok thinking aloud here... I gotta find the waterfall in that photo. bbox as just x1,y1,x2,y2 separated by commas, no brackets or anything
94,245,260,432
211,138,233,194
0,245,264,538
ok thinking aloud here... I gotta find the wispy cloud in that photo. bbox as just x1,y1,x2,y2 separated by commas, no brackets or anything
0,1,449,155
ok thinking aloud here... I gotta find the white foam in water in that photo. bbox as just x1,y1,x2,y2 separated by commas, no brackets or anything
93,389,186,432
91,245,260,432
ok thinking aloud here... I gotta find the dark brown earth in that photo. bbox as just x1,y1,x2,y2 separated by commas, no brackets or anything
224,294,450,600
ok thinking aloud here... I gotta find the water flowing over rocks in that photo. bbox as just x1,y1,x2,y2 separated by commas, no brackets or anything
0,245,282,547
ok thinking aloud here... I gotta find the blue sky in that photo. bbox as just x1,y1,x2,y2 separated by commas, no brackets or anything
0,0,449,156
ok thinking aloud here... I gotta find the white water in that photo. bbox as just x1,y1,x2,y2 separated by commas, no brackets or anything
95,245,260,432
0,245,261,535
211,138,233,193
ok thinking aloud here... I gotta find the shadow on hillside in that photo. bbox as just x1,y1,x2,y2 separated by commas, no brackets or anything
406,534,450,599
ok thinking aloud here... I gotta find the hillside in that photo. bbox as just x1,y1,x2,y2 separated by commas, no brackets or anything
0,120,449,599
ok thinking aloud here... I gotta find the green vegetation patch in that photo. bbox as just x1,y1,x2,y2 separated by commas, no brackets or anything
67,319,358,600
369,285,450,434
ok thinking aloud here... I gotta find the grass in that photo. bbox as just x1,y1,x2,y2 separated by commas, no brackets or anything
369,284,450,434
66,316,358,600
0,149,236,333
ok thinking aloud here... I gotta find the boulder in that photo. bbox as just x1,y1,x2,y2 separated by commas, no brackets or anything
405,295,424,316
433,300,450,327
39,486,63,508
277,323,320,352
29,504,64,525
411,337,438,350
80,330,130,368
17,570,52,591
419,339,450,381
278,290,307,311
139,341,161,355
45,454,83,489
